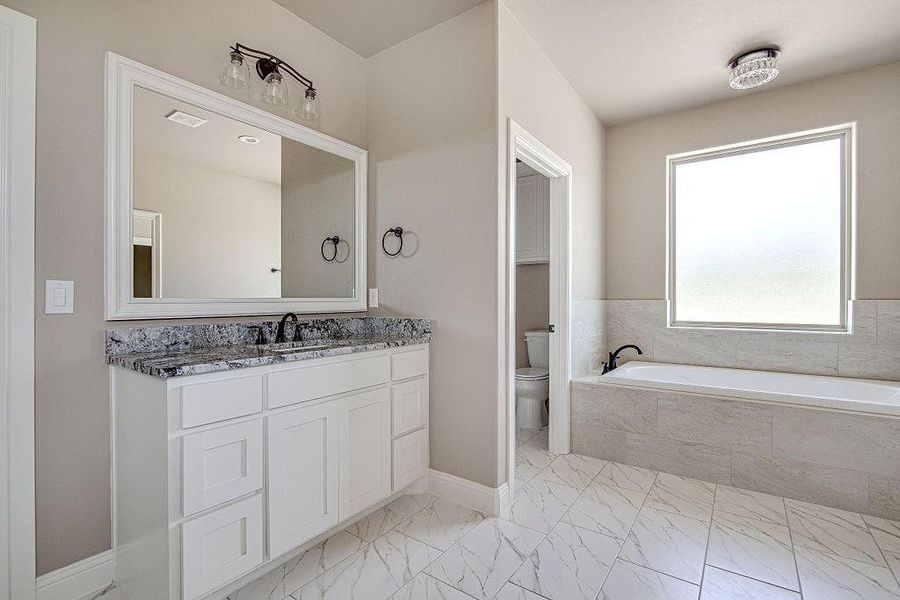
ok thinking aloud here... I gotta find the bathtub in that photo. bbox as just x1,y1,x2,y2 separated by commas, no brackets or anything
598,361,900,417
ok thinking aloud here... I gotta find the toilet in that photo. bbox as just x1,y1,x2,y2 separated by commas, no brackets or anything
516,330,550,429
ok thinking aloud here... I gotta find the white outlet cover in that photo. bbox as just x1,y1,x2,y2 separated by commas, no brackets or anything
45,280,74,314
368,288,379,308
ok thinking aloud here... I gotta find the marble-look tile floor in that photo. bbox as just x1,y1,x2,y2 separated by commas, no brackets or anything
96,439,900,600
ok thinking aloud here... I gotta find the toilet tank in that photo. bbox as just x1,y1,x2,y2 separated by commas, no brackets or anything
524,330,550,368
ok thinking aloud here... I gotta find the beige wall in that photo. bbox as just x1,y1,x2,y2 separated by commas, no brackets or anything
134,150,282,298
606,61,900,300
366,3,500,488
498,2,605,302
515,263,549,368
2,0,366,574
281,141,356,298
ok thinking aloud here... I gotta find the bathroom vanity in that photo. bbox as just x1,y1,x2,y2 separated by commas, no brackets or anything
107,319,430,600
101,53,430,600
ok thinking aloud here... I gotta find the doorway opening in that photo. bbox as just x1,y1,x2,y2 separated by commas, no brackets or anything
504,120,572,496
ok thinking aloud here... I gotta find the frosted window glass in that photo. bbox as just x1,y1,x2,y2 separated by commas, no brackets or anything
672,136,845,328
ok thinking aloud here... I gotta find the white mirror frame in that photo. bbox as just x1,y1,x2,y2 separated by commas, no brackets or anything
104,52,367,320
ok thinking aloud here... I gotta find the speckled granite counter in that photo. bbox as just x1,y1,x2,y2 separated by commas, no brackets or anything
106,317,430,378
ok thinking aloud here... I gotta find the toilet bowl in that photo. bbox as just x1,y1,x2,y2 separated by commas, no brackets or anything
516,330,550,429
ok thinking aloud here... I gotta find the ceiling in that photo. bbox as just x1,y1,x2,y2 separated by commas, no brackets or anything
274,0,486,57
133,86,281,184
503,0,900,125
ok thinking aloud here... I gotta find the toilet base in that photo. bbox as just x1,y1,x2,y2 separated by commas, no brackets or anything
516,394,549,429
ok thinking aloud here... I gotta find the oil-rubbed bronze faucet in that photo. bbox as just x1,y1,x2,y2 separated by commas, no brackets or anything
601,344,643,374
275,312,299,343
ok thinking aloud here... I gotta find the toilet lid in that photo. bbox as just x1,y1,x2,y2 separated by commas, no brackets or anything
515,367,549,381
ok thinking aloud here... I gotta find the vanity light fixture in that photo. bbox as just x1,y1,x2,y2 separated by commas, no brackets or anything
238,135,260,145
221,43,321,123
728,47,780,90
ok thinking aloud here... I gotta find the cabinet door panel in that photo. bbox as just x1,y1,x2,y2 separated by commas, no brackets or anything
267,401,339,557
339,387,392,519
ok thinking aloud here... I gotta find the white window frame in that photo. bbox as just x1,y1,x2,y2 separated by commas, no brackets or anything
666,123,855,333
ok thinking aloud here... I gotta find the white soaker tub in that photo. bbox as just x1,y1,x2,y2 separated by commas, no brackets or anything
599,361,900,417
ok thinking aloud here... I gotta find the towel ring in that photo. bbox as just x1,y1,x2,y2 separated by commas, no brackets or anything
321,236,340,262
382,227,403,257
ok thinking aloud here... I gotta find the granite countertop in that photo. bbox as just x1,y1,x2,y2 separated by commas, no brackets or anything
105,317,431,379
107,335,430,379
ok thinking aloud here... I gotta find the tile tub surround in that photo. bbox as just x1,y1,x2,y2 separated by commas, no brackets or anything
105,317,431,378
216,455,900,600
605,299,900,381
572,378,900,521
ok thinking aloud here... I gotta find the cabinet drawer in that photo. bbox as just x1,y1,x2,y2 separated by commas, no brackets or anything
391,347,428,381
392,428,429,490
182,494,263,600
182,419,263,517
181,376,263,429
392,377,428,436
267,355,390,409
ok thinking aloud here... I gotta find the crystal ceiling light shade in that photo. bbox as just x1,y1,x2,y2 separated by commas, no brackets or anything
219,52,250,89
297,88,321,123
260,70,289,107
728,48,780,90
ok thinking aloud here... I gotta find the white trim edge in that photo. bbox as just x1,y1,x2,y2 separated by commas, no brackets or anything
427,469,510,516
35,551,114,600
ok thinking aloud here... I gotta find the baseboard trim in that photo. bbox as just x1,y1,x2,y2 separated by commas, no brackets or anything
36,550,114,600
428,469,509,515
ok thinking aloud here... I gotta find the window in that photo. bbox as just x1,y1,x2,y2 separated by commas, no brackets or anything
667,125,852,331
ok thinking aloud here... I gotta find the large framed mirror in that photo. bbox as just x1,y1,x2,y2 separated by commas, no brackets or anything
105,53,367,319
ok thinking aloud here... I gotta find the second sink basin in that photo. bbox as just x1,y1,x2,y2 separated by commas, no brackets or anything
255,341,334,353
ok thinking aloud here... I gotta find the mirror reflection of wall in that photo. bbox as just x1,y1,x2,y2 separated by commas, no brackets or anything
131,85,356,300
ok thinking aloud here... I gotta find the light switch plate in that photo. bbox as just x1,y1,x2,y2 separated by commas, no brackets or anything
45,280,74,314
368,288,379,308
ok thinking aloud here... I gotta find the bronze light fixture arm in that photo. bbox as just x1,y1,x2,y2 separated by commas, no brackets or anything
230,43,315,91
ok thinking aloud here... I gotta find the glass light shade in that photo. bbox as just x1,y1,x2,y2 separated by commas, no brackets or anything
297,88,321,123
729,52,779,90
219,52,250,89
260,71,289,107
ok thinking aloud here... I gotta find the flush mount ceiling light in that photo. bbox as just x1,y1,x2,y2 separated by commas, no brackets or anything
728,48,780,90
220,43,321,124
238,135,260,145
165,109,207,128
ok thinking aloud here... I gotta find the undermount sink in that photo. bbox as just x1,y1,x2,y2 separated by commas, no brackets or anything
255,341,334,353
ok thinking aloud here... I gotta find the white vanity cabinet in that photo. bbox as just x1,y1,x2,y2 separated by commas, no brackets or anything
112,344,429,600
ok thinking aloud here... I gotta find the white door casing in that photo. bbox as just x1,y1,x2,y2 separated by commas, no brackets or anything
0,6,36,600
503,119,572,496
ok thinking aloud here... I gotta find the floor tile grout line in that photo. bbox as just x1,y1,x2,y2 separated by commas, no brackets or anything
697,483,719,595
283,494,440,599
590,469,665,598
860,513,900,589
782,494,806,599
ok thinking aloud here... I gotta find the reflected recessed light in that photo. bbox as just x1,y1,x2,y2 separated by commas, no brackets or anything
238,135,260,144
165,110,207,128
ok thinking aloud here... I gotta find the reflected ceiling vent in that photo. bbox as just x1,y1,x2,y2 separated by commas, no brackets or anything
165,109,208,128
728,47,780,90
